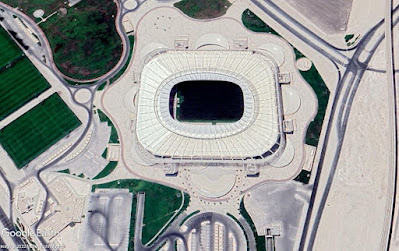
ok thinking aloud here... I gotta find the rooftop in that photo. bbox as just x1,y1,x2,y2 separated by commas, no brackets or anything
136,50,283,161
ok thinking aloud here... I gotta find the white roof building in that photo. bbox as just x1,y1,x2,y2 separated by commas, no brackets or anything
135,50,284,162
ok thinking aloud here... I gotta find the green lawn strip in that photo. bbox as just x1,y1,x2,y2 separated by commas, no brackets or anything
0,57,51,120
97,82,107,91
3,0,122,80
142,188,187,244
101,148,108,159
174,0,231,19
0,27,23,68
144,193,190,246
155,241,167,251
226,213,250,251
65,79,97,86
345,34,354,43
109,36,135,85
294,49,330,146
92,179,190,249
241,9,329,147
179,210,200,226
242,9,280,36
96,109,119,143
294,170,311,184
92,161,117,180
127,193,137,251
239,200,266,250
0,93,81,168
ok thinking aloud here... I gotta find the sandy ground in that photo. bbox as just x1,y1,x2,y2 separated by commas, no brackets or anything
284,0,353,34
312,65,392,250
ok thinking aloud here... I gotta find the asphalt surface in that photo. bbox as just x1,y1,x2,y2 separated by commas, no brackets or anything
145,212,247,251
83,190,133,251
303,13,399,251
249,1,399,250
134,193,145,251
0,205,26,250
279,5,399,251
384,0,397,249
251,0,350,65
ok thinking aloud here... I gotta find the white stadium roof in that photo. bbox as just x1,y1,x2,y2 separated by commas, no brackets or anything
136,50,284,161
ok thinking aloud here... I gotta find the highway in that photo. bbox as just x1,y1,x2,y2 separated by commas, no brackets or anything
0,0,398,250
385,0,398,248
244,0,399,250
258,2,399,250
251,0,350,65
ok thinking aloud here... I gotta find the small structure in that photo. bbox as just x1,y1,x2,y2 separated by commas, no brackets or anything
175,35,189,49
163,163,179,175
38,177,86,241
122,17,134,34
283,120,295,133
68,0,82,7
278,73,292,84
245,164,260,176
296,57,312,71
234,36,248,49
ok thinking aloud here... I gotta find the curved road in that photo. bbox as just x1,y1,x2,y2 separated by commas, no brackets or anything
1,0,398,250
0,0,137,249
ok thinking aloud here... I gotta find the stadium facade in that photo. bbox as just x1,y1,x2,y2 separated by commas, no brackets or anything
135,49,285,163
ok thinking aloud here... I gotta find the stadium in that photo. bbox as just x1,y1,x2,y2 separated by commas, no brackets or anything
135,49,285,163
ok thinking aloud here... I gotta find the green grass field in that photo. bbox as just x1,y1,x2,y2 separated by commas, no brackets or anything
92,161,118,179
0,93,81,168
174,0,231,19
0,57,51,121
92,179,190,249
242,9,279,36
3,0,122,80
294,49,330,146
96,109,119,144
0,27,22,68
239,200,266,250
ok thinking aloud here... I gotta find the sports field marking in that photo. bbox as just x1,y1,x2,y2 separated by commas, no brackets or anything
0,57,51,121
0,93,81,168
0,27,22,68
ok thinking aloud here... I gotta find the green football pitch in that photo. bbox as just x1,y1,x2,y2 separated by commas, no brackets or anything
0,93,81,168
0,26,51,121
0,27,22,68
0,57,51,120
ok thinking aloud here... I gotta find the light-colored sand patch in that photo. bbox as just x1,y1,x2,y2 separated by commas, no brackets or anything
124,0,138,10
313,69,392,250
189,166,236,198
33,9,44,18
284,0,353,34
74,88,91,104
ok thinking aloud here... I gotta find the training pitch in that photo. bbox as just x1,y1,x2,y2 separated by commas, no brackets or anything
0,57,51,121
0,26,50,121
0,93,81,168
